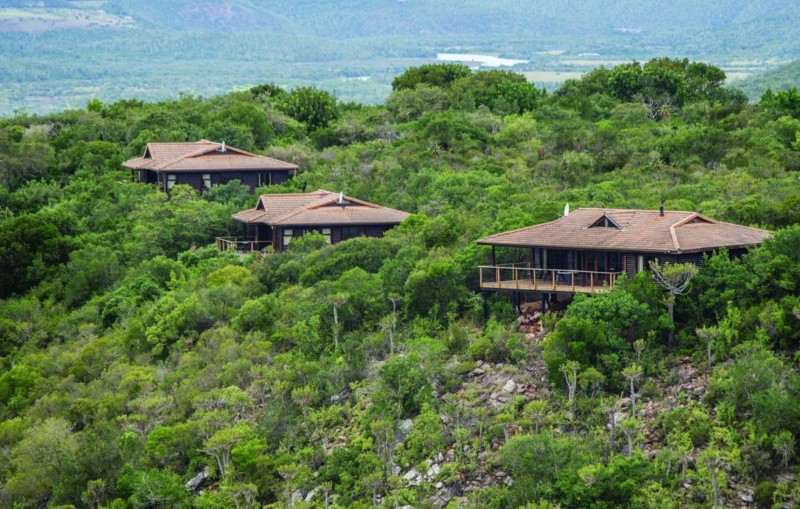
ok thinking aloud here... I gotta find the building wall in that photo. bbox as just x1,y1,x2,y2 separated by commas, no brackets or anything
148,170,294,193
137,169,159,184
275,224,396,252
530,248,711,275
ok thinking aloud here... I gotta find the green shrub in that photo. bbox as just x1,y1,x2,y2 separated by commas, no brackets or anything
754,480,776,509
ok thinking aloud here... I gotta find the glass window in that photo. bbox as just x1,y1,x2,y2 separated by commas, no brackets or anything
322,228,331,244
166,174,176,190
283,229,293,247
547,249,569,270
202,173,211,189
258,173,272,187
608,252,622,272
341,226,366,240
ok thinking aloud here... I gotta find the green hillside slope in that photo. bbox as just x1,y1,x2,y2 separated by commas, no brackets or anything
0,60,799,508
736,58,800,99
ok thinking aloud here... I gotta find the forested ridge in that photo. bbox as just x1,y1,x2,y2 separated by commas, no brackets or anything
1,60,800,508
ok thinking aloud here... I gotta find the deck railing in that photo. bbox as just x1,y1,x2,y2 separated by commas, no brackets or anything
478,263,621,293
215,237,271,253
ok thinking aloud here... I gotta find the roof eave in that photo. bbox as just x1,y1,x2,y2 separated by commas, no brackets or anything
476,240,766,254
274,218,409,227
147,166,297,173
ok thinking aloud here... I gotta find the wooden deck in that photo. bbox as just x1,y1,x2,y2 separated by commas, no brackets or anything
215,237,271,253
479,264,621,294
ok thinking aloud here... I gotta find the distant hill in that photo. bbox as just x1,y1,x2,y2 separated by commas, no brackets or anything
734,59,800,100
77,0,800,36
1,0,799,115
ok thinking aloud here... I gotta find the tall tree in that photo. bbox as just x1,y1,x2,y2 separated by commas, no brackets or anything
649,261,698,342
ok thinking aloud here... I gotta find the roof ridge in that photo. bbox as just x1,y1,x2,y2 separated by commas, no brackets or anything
304,195,341,210
671,212,719,228
306,194,382,210
151,142,218,170
583,207,703,215
258,189,332,199
268,194,336,224
668,224,681,251
158,142,250,170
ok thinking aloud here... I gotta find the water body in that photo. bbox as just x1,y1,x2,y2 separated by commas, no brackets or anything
436,53,528,67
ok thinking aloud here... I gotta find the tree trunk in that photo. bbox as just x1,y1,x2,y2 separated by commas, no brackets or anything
667,300,675,344
333,305,340,349
608,410,617,451
710,469,720,508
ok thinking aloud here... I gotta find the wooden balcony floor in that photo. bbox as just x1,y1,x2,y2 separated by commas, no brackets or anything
480,279,612,294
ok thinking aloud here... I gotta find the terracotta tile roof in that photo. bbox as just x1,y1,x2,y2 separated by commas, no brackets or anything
478,208,771,254
232,190,411,227
122,140,299,173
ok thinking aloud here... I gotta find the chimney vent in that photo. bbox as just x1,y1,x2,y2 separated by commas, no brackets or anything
659,200,665,217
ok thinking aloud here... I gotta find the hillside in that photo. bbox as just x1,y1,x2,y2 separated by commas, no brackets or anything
736,58,800,99
1,60,799,508
1,0,800,115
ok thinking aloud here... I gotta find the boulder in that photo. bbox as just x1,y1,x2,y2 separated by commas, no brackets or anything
186,466,210,492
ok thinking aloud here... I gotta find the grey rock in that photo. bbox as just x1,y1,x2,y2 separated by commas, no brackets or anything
398,419,414,434
186,466,210,492
403,469,420,481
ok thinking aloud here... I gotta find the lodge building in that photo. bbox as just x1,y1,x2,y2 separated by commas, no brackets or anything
217,189,410,252
123,140,299,193
477,206,771,296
